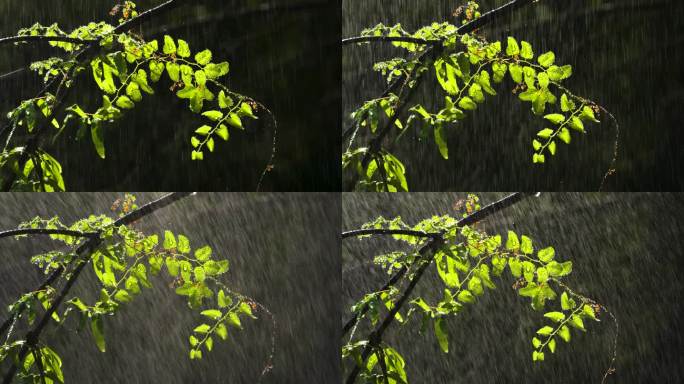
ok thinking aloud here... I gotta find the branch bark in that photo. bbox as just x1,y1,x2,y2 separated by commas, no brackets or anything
342,228,441,239
0,228,98,240
1,192,193,383
342,36,440,46
343,192,530,383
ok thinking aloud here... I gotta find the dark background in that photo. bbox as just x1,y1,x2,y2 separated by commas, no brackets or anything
343,193,684,383
343,0,684,191
0,193,340,383
0,0,341,191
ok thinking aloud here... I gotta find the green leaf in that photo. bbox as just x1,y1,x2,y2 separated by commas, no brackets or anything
549,338,557,353
492,62,507,83
166,62,180,82
544,114,565,125
195,49,212,66
518,284,539,298
537,247,555,263
191,150,204,161
537,72,550,88
532,140,542,151
164,230,176,250
114,289,132,303
207,137,215,152
125,276,140,294
532,337,541,349
509,63,523,84
547,141,557,156
239,302,255,318
91,122,105,159
508,258,522,277
90,316,106,352
538,51,555,68
205,62,229,79
560,292,574,310
166,258,179,276
532,350,544,362
195,125,212,136
195,245,212,261
520,41,534,60
520,235,533,255
227,312,242,328
190,93,204,113
569,116,585,132
202,110,223,121
583,304,598,320
536,326,554,336
506,231,519,251
544,311,565,322
216,323,228,340
458,97,477,111
560,94,574,112
506,37,520,56
126,82,142,102
570,314,585,331
163,35,176,55
189,335,199,346
226,113,243,129
191,136,200,148
434,317,449,353
201,309,223,320
194,324,211,333
218,290,231,308
580,106,600,122
115,95,134,109
206,336,214,351
537,128,554,139
240,102,257,119
216,124,229,141
457,290,475,304
218,91,233,109
194,70,207,86
177,234,191,254
558,325,571,342
434,124,448,159
177,39,191,58
558,128,571,144
533,153,545,164
194,266,206,282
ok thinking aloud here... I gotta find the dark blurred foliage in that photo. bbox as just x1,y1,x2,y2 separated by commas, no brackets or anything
343,193,684,382
0,0,341,191
0,193,340,383
343,0,684,191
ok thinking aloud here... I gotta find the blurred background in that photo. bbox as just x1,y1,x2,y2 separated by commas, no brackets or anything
343,193,684,383
0,193,340,383
343,0,684,191
0,0,341,191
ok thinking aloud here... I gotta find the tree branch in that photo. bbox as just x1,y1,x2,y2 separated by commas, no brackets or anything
0,35,93,47
0,228,98,240
342,36,440,46
343,192,529,384
342,228,441,239
1,192,193,383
